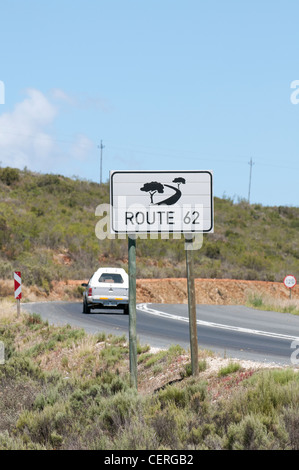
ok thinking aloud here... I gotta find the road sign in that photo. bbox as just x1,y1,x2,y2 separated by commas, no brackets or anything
14,271,22,300
283,275,297,289
110,170,213,234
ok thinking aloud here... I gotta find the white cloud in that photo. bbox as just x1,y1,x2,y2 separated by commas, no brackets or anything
71,133,94,161
50,88,75,105
51,88,112,112
0,88,57,169
0,88,94,172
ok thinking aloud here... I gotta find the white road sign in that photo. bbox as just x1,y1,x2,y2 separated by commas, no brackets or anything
110,170,213,234
283,275,297,289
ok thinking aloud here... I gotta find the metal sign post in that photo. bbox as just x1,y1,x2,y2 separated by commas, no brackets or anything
128,235,137,389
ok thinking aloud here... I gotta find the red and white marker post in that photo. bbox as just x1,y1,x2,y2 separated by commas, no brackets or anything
14,271,22,316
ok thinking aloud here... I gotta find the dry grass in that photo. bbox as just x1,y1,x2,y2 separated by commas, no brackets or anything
247,293,299,315
0,299,21,323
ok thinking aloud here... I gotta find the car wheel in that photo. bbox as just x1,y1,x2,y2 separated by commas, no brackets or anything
83,299,91,314
123,305,129,315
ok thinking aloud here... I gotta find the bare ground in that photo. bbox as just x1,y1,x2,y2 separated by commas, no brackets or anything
1,277,297,305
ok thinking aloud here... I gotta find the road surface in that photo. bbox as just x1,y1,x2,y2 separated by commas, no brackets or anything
22,301,299,366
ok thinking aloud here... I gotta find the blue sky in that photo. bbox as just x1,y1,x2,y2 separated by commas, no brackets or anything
0,0,299,206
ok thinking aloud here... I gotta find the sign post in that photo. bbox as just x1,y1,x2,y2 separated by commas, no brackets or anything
128,235,137,389
283,275,297,299
185,236,199,376
110,170,213,383
14,271,22,317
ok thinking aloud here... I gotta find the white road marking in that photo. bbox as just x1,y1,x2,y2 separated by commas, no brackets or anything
137,303,299,342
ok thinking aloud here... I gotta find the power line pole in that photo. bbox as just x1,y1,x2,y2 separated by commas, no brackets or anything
248,158,254,203
98,140,105,184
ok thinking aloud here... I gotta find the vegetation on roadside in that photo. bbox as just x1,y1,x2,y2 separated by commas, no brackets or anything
0,166,298,295
0,303,299,450
246,294,299,316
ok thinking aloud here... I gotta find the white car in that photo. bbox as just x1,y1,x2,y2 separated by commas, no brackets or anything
82,267,129,314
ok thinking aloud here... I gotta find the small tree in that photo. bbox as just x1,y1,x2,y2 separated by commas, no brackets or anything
140,181,164,204
172,177,186,189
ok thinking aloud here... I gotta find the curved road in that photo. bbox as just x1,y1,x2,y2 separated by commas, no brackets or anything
156,184,181,205
22,301,299,366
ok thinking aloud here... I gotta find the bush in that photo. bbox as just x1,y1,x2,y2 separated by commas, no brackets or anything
0,167,20,186
16,402,70,446
204,242,221,259
218,362,241,377
100,390,140,432
150,408,179,449
2,356,45,381
283,407,299,450
0,431,45,450
226,414,273,450
158,385,187,408
248,294,264,308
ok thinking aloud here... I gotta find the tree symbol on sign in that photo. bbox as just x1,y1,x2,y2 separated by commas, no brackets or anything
140,181,164,204
172,177,186,189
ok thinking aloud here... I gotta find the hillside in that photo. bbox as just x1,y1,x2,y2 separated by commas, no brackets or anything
0,167,298,297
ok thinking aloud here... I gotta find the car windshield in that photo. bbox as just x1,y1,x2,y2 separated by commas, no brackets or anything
98,273,124,284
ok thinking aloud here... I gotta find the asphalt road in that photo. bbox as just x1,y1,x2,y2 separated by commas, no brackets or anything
22,301,299,366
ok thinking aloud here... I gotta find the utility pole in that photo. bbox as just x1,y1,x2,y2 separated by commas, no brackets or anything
98,140,105,184
248,158,254,204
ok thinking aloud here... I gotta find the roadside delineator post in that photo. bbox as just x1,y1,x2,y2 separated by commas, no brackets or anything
14,271,22,317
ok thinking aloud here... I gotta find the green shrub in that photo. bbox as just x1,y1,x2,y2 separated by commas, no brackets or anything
225,414,273,450
16,402,69,445
183,363,193,377
158,385,187,408
204,242,221,259
248,294,264,308
25,313,44,326
0,167,20,186
150,408,179,449
283,406,299,450
100,390,140,432
218,362,241,377
0,431,46,450
113,414,158,450
144,350,168,368
2,355,45,381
